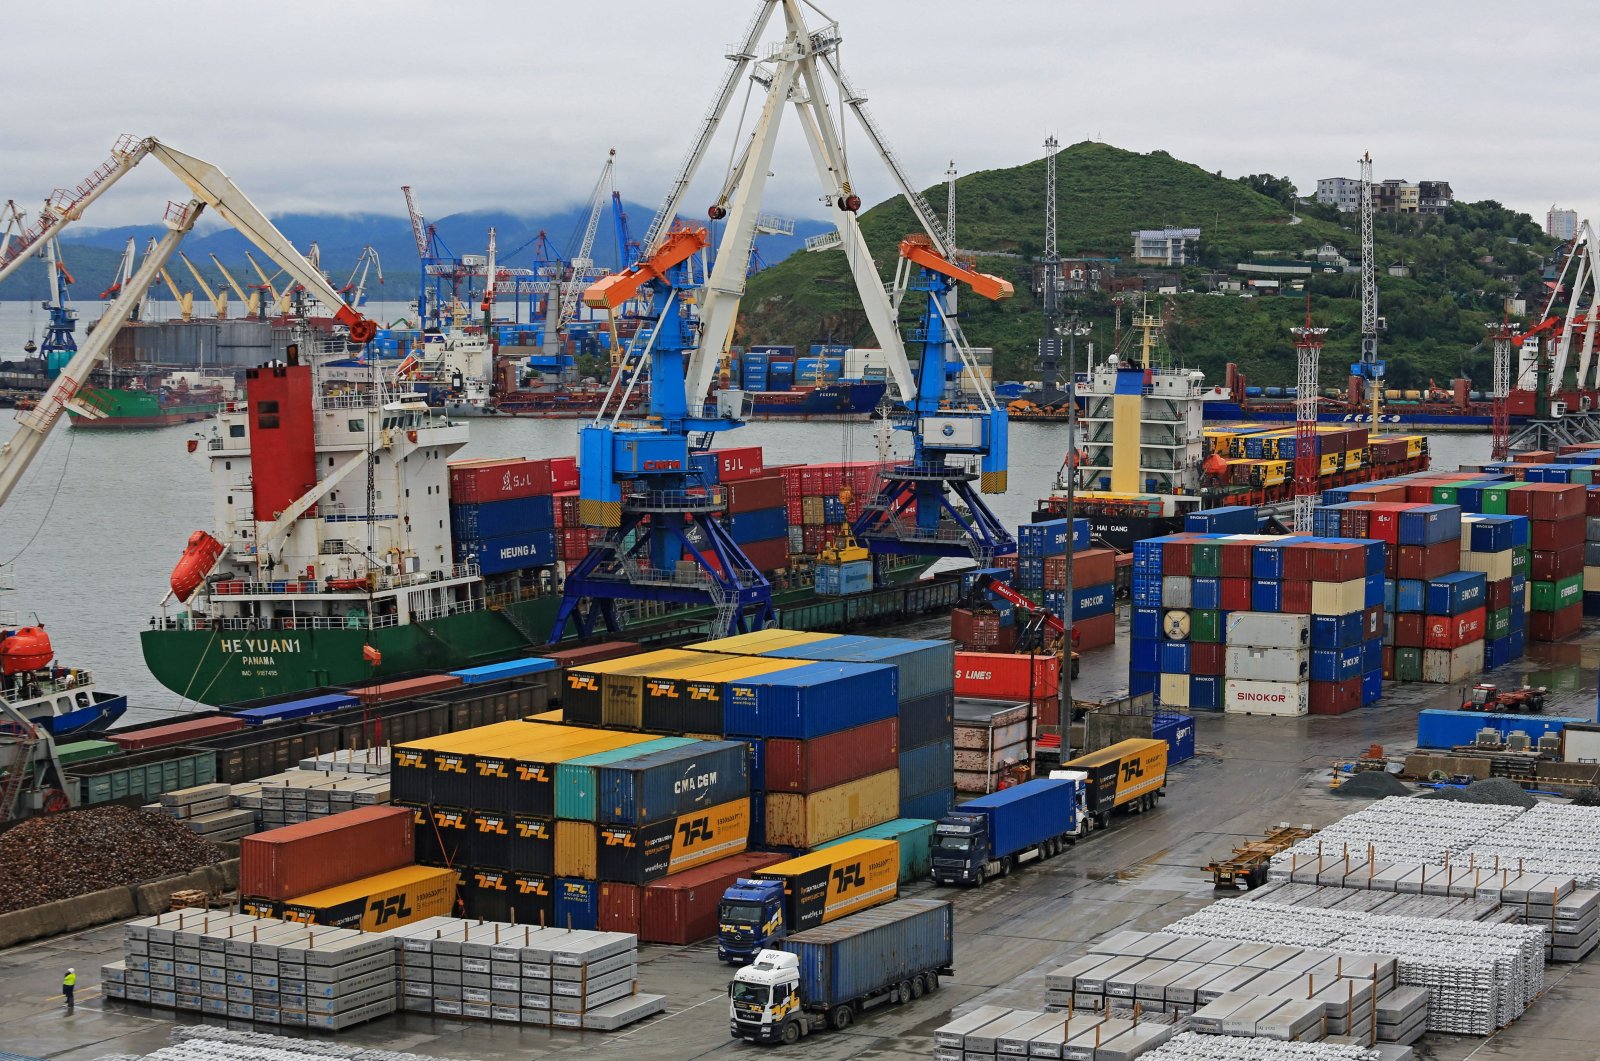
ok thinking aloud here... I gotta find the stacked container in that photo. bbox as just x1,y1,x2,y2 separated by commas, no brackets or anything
776,460,897,556
1460,514,1529,668
446,457,562,575
1514,482,1586,641
1587,484,1600,616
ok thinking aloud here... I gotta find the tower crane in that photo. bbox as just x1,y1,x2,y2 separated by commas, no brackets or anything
1488,316,1519,461
550,0,1016,643
209,254,260,317
341,245,383,308
180,252,228,317
1290,296,1327,533
1355,151,1385,430
1039,137,1063,403
38,239,78,377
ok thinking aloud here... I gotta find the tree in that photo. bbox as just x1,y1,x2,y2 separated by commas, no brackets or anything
1236,174,1298,207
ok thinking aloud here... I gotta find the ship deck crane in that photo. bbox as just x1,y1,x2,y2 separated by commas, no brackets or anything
180,252,228,317
209,254,260,317
244,251,293,315
157,263,195,321
550,0,1017,642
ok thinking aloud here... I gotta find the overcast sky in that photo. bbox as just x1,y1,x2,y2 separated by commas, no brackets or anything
5,0,1594,234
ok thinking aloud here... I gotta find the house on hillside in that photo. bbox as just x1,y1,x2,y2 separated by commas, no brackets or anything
1131,228,1201,266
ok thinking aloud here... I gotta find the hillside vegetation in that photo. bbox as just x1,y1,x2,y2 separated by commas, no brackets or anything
737,142,1559,389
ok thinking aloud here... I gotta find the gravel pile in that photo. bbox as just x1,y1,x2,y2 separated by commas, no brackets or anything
0,805,225,913
1336,770,1411,798
1420,778,1537,808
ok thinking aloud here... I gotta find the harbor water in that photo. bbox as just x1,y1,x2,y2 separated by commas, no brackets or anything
0,301,1493,722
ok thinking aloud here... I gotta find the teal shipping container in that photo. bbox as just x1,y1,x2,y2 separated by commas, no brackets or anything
553,737,696,821
817,818,937,884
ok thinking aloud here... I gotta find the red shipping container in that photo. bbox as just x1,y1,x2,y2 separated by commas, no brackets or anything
951,609,1001,644
725,475,786,514
640,850,788,945
239,806,413,901
1392,613,1425,648
352,674,463,705
1587,487,1600,518
714,446,765,482
556,492,583,528
954,652,1060,701
1068,548,1118,588
448,458,554,503
765,717,899,793
1486,577,1511,612
1530,545,1584,581
107,715,247,751
1309,543,1369,583
543,641,640,671
1162,542,1193,575
1381,646,1396,680
1514,450,1557,464
599,882,642,935
742,538,790,572
1361,605,1385,640
1510,483,1586,520
1423,607,1486,650
1188,641,1225,675
1309,678,1362,715
1220,542,1253,579
1530,516,1585,552
1404,484,1439,504
1338,510,1371,537
1220,578,1252,612
1529,602,1583,641
549,456,579,493
1280,543,1315,582
1074,611,1116,651
1396,542,1458,581
1281,580,1312,613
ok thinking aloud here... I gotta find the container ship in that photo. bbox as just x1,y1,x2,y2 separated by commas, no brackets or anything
1035,313,1429,550
139,344,934,705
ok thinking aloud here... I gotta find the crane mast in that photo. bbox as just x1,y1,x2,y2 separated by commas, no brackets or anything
1291,298,1327,533
1488,318,1518,460
1356,151,1383,431
1040,136,1062,403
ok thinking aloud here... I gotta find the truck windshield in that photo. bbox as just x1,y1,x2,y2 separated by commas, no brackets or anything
937,836,973,852
730,982,770,1006
721,901,765,924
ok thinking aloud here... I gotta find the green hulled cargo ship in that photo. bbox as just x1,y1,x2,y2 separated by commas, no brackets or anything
67,386,222,429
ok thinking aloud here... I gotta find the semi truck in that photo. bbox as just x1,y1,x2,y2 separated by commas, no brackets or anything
1055,736,1169,829
930,776,1084,885
717,838,899,963
728,897,953,1044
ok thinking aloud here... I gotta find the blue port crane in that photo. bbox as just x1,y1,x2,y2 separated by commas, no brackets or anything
401,185,473,330
548,0,1017,639
38,239,77,378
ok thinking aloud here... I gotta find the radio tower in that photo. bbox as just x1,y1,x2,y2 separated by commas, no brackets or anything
1039,136,1062,402
1291,295,1327,533
1356,151,1385,432
1488,316,1520,460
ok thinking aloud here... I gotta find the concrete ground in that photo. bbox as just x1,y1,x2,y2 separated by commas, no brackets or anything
5,622,1600,1061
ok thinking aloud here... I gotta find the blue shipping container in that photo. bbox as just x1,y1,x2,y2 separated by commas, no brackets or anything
1191,577,1221,610
1252,580,1282,612
1361,669,1383,705
1395,579,1426,614
724,662,899,739
1017,518,1083,557
1073,583,1115,619
897,739,954,800
1398,504,1463,546
1185,506,1257,534
899,787,954,821
458,529,558,575
955,778,1077,857
1311,613,1363,650
1426,572,1487,616
765,636,953,704
1160,641,1191,675
1153,711,1196,762
232,693,358,725
597,741,749,826
726,507,788,544
1132,607,1161,640
778,899,953,1009
1416,709,1588,750
449,495,556,541
1310,645,1363,683
451,657,557,684
554,877,599,931
1130,640,1159,674
1188,675,1219,711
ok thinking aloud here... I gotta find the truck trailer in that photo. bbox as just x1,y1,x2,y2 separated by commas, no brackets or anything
929,777,1084,885
729,897,953,1044
717,838,899,963
1055,736,1168,829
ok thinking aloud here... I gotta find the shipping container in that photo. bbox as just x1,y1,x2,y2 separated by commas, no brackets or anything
542,641,641,678
456,528,558,574
239,805,414,901
554,736,698,821
1223,679,1309,716
746,839,901,935
766,898,953,1020
765,717,899,793
191,723,339,785
554,819,598,878
280,865,456,931
599,881,642,935
597,740,750,826
952,650,1062,702
1418,709,1588,750
554,877,599,931
817,818,935,885
725,662,898,740
763,769,900,848
448,457,554,503
899,691,955,751
643,657,808,735
897,739,954,802
451,657,556,685
349,674,463,705
563,648,708,725
1421,642,1487,683
597,797,752,884
449,494,556,541
759,636,953,705
105,715,245,750
230,692,359,726
639,850,789,945
602,652,742,730
1223,645,1309,683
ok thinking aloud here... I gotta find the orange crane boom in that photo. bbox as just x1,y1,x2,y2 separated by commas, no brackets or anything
584,225,710,311
898,237,1014,302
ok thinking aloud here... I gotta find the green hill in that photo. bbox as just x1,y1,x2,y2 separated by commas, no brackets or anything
737,141,1558,390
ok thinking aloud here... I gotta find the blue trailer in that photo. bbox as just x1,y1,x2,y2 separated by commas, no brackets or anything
930,777,1084,885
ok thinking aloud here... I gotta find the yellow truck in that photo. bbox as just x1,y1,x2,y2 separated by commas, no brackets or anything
1056,737,1168,831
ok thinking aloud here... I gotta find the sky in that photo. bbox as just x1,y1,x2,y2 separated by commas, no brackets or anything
3,0,1594,233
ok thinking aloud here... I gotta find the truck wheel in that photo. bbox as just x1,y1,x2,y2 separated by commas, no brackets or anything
830,1006,854,1030
782,1020,803,1044
926,971,940,992
998,856,1013,877
911,974,926,999
898,979,914,1004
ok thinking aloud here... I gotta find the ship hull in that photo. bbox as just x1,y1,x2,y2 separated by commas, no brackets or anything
38,693,129,737
67,387,219,430
1202,400,1496,430
493,381,886,420
142,565,935,705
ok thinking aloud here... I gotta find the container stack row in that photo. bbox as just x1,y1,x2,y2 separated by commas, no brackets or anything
447,456,574,575
1130,533,1385,716
775,459,899,557
686,447,790,573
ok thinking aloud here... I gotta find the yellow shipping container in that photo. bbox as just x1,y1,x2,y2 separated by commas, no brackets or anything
554,820,597,879
763,768,900,849
688,629,837,655
279,865,457,932
1060,737,1168,813
751,838,900,930
601,652,739,729
564,649,704,715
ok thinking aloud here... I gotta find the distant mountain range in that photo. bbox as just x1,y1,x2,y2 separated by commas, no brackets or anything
0,202,834,304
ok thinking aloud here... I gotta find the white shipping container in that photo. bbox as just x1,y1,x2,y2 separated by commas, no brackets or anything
1225,612,1310,649
1161,576,1192,609
1225,645,1310,682
1310,577,1367,616
1459,550,1514,581
1564,723,1600,765
1159,673,1190,709
1584,566,1600,593
1421,641,1486,684
1224,679,1309,716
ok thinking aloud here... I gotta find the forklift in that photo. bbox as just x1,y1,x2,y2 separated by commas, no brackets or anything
967,573,1080,679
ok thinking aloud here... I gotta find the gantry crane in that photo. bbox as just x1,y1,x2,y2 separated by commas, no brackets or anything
549,0,1016,641
210,254,260,317
543,150,616,359
1354,151,1385,430
401,185,471,329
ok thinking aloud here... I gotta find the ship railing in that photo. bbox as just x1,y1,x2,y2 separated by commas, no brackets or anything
3,668,93,698
151,613,405,632
622,487,726,513
880,456,982,480
320,392,382,411
857,512,975,545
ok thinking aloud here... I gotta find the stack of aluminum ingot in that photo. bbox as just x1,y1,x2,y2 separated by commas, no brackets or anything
158,783,256,842
248,768,392,827
932,1004,1178,1061
1462,802,1600,888
1165,898,1546,1035
1271,797,1522,868
1136,1033,1388,1060
100,1023,483,1060
103,910,397,1031
385,915,664,1030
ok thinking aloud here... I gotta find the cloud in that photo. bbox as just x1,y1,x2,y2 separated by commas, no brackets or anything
3,0,1592,233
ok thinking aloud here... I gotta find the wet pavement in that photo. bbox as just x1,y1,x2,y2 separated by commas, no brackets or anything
4,624,1600,1060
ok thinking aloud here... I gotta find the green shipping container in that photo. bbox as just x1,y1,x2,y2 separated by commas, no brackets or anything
1487,607,1513,640
1481,485,1514,515
552,737,695,821
817,817,936,885
1511,548,1530,578
1530,575,1583,612
1571,468,1595,486
1191,544,1220,578
1189,610,1223,643
1431,485,1460,505
72,748,217,805
1395,647,1423,683
54,740,120,766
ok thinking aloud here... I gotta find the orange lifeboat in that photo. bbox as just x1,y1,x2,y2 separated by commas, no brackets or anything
0,626,53,675
171,530,225,603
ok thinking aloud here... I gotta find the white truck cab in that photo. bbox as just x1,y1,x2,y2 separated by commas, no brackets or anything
730,949,806,1044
